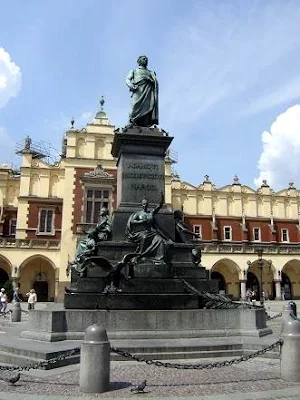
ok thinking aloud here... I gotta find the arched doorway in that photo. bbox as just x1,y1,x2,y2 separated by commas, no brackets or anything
19,256,56,301
211,259,240,300
246,271,260,301
281,272,292,300
280,260,300,300
211,271,226,294
0,268,9,288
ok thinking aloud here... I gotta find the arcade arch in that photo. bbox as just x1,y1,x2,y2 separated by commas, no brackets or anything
281,259,300,300
0,255,11,288
211,258,240,299
19,255,56,301
247,259,275,300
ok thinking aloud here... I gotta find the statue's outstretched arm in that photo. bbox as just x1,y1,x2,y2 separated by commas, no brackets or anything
125,70,136,91
153,191,164,215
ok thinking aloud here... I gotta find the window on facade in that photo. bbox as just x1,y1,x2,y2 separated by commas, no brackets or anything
281,228,289,242
193,225,202,239
85,188,110,223
9,219,17,236
38,209,54,234
224,226,232,241
253,227,261,241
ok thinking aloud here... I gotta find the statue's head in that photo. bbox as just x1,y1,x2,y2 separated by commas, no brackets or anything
100,207,108,217
137,55,148,68
141,198,148,210
174,210,183,221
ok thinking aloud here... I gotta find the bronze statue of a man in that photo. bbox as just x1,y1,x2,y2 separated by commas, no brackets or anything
126,55,159,127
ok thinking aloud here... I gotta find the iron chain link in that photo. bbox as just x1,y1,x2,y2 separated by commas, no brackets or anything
110,339,283,370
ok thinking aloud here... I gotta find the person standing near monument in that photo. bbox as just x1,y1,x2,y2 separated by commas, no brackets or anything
26,289,37,310
0,288,8,315
126,55,159,127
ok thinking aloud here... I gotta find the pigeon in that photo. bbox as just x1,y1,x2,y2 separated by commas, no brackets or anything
130,379,147,393
0,372,21,385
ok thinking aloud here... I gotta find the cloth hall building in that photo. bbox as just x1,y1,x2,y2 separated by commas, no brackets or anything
0,104,299,302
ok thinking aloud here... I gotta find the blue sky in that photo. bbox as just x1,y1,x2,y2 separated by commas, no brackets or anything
1,0,300,190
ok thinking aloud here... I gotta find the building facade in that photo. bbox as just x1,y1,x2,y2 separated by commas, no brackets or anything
0,104,299,301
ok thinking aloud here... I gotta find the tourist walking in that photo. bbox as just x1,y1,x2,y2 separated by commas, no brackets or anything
26,289,37,310
0,288,8,315
246,288,252,303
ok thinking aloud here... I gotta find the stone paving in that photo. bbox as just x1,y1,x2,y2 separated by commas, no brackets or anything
0,300,299,399
0,357,300,399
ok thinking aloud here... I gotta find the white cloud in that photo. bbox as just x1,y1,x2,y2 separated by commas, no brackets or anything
254,105,300,189
0,47,22,108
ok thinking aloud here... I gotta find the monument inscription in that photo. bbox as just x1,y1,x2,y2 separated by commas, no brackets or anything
118,154,165,205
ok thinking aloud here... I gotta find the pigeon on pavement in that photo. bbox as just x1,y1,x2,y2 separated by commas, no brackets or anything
130,379,147,393
0,372,21,385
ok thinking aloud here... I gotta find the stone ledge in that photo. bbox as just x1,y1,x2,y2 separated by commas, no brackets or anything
20,308,272,342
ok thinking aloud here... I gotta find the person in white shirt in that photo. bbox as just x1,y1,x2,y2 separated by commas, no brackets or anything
0,288,8,314
26,289,37,310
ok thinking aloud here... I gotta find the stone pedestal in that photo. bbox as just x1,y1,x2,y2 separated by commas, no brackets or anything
111,126,174,241
65,240,218,310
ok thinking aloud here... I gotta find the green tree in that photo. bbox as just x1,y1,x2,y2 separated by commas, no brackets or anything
3,281,13,302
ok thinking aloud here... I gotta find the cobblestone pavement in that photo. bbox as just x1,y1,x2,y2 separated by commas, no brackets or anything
0,358,300,399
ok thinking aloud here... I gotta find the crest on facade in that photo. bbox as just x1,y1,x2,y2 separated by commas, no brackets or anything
83,165,113,179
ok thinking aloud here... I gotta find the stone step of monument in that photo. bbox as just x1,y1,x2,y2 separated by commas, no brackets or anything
109,337,244,361
111,338,242,351
243,347,280,359
0,349,80,370
110,348,243,361
0,319,29,328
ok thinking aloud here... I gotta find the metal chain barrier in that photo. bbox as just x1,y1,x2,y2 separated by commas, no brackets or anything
111,339,283,370
0,339,283,373
266,312,282,321
0,347,80,372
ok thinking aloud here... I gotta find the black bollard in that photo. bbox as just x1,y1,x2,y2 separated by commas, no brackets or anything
288,301,297,317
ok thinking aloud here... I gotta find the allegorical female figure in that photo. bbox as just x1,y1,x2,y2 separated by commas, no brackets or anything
126,55,159,127
125,194,170,265
70,207,111,277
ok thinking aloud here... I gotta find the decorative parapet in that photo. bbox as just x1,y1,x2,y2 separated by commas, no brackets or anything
202,243,300,255
0,238,60,249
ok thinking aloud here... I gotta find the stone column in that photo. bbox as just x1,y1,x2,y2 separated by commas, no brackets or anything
240,280,247,301
281,304,300,382
275,280,282,300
